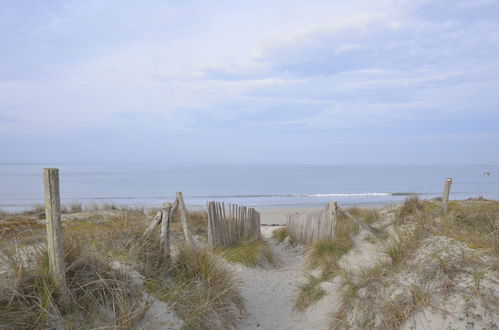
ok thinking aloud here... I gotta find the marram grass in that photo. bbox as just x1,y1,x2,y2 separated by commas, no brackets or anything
217,239,275,267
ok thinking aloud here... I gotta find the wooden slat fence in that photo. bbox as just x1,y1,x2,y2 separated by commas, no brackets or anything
207,201,260,248
287,201,387,244
286,202,337,244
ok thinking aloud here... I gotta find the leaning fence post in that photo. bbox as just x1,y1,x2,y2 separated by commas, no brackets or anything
442,178,452,213
43,168,68,297
176,192,193,244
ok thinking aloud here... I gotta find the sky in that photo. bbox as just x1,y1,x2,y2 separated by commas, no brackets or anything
0,0,498,165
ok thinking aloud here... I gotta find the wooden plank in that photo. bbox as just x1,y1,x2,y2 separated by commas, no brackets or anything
143,211,162,237
337,206,386,239
207,202,214,248
160,203,172,256
43,168,68,298
176,192,193,244
441,178,452,213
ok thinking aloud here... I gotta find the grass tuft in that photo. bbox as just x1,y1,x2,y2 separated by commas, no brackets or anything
294,276,326,311
271,227,289,243
0,237,145,329
217,239,275,267
398,196,425,219
145,245,244,329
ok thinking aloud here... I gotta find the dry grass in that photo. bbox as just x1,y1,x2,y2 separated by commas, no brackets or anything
271,227,289,243
167,209,208,241
0,236,145,329
144,245,244,329
330,198,499,329
443,199,498,254
398,196,426,219
216,239,275,267
296,211,360,310
347,207,382,224
1,206,245,329
66,201,83,213
0,218,45,241
294,276,326,311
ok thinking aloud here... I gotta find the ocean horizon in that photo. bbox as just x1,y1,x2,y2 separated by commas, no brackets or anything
1,163,498,212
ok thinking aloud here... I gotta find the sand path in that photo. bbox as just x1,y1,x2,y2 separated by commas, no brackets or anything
229,226,331,330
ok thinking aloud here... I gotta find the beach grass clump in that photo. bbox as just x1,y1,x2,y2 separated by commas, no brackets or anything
294,276,326,311
0,208,8,219
144,245,244,329
271,227,289,243
0,237,145,329
187,210,208,236
296,222,357,311
347,207,381,224
442,200,498,254
217,239,275,267
66,201,83,213
398,196,426,220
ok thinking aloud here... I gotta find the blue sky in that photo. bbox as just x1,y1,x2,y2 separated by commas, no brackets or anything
0,0,498,164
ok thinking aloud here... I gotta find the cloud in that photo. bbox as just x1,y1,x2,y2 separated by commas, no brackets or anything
0,0,498,163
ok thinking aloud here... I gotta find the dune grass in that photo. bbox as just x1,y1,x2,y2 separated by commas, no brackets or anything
0,236,145,329
330,197,499,329
295,276,326,311
1,206,244,329
271,227,290,243
295,210,360,311
216,239,275,267
144,245,244,329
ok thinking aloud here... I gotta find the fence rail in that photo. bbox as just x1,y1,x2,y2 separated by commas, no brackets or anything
207,201,260,248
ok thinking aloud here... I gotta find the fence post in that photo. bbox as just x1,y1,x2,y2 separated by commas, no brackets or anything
43,168,68,297
160,202,172,256
176,192,192,244
442,178,452,213
326,202,338,240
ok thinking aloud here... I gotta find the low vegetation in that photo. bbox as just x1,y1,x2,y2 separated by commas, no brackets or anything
330,197,499,329
271,227,289,243
0,203,242,329
0,236,145,329
217,239,275,267
145,245,244,329
294,208,362,310
295,276,326,311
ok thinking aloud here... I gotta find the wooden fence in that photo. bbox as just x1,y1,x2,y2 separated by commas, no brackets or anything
286,201,385,244
286,202,337,244
143,192,193,255
207,201,260,248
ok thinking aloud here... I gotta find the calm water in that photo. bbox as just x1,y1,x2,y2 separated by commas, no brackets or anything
0,163,498,212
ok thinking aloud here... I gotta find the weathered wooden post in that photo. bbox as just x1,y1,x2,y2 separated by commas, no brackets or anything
160,202,172,256
176,192,192,244
43,168,68,297
326,202,338,240
442,178,452,213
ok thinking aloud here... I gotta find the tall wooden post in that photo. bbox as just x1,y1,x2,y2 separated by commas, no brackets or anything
442,178,452,213
326,202,338,240
43,168,68,297
160,202,172,256
176,192,192,244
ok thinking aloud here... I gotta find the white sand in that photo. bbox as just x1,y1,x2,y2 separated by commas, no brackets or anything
227,226,332,330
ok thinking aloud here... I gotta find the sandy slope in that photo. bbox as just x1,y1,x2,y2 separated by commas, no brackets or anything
228,226,331,330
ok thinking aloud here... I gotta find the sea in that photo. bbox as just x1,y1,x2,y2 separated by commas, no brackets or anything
1,163,498,213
